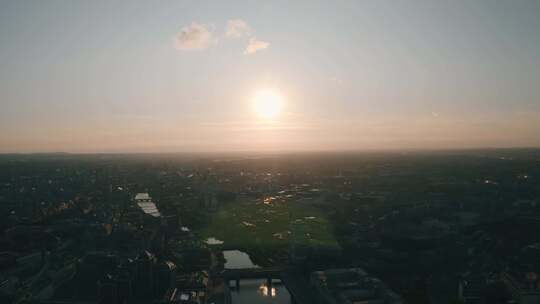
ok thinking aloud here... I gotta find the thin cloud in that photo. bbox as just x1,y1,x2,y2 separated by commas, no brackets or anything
226,19,252,38
244,38,269,55
174,22,213,50
174,20,270,55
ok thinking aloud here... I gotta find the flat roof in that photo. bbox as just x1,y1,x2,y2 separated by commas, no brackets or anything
135,193,151,200
134,193,160,217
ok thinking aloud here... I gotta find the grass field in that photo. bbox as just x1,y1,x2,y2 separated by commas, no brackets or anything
200,195,339,251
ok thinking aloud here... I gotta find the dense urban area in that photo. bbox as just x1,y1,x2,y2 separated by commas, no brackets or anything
1,149,540,304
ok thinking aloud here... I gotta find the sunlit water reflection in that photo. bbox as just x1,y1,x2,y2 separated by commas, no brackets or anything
230,279,290,304
223,250,259,269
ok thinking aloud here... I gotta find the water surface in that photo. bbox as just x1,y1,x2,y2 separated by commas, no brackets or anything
230,279,290,304
223,250,259,269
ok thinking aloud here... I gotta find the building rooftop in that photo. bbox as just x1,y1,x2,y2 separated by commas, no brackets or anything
134,193,151,200
134,193,161,217
311,268,402,304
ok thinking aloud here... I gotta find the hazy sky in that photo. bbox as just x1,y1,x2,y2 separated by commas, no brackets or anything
1,0,539,153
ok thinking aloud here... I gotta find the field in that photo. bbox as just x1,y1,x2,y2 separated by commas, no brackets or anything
200,195,339,256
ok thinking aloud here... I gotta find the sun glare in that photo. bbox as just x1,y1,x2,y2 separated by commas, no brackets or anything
252,89,284,119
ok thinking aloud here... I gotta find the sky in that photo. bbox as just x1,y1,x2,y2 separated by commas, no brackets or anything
1,0,539,153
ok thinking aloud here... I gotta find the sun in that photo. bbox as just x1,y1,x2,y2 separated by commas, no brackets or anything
252,89,284,119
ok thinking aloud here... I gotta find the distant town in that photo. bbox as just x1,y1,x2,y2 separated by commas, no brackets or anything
1,149,540,304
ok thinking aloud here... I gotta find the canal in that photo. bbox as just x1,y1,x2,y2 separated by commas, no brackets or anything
223,250,291,304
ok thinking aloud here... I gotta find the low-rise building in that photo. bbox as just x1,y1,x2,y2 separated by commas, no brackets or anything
310,268,402,304
501,272,540,304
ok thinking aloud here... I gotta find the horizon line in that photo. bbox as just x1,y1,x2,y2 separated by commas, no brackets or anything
1,146,540,156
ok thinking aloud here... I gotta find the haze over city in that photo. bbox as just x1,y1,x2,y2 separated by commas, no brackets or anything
1,0,539,153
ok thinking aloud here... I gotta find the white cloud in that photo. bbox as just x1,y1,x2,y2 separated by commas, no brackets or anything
244,38,269,55
226,19,252,38
174,22,213,50
174,20,270,55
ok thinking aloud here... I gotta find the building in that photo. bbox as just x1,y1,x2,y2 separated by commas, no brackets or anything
501,272,540,304
135,193,161,218
458,275,485,304
310,268,402,304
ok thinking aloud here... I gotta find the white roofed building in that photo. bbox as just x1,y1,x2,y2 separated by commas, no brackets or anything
134,193,161,217
135,193,151,200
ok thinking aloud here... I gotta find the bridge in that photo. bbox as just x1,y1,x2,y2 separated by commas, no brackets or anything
218,266,284,293
218,267,320,304
219,266,284,280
